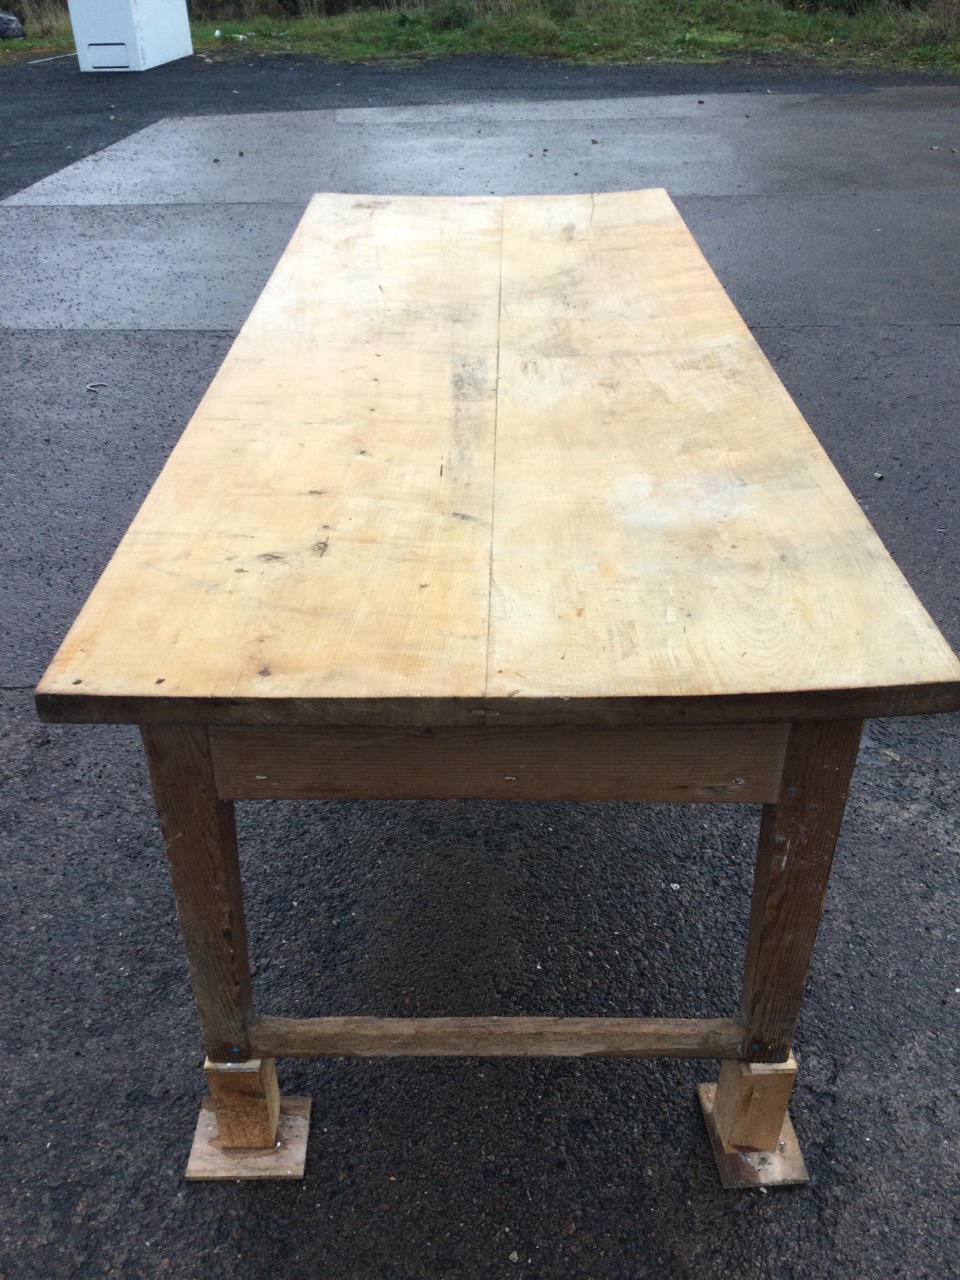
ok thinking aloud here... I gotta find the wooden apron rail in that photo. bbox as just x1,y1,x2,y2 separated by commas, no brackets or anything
248,1015,746,1060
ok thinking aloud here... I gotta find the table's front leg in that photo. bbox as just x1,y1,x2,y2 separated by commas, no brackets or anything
141,725,309,1178
700,718,862,1188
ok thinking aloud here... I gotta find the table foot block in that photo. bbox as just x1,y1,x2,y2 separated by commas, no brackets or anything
698,1084,808,1189
185,1096,311,1180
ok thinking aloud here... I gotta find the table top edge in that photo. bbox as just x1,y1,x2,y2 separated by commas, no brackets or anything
34,682,960,730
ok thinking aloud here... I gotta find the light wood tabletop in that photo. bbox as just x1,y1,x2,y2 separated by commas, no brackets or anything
36,190,960,731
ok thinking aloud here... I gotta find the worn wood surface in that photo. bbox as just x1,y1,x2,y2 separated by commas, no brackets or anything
489,193,960,706
740,720,863,1062
209,723,787,802
249,1015,744,1059
204,1057,280,1149
710,1054,797,1152
186,1097,311,1181
141,725,253,1061
698,1084,809,1189
37,191,960,728
40,195,500,720
36,683,960,728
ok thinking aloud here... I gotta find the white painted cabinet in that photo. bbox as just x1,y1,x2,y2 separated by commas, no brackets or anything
67,0,192,72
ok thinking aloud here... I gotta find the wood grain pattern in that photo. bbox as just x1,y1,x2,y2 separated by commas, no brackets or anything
36,683,960,729
36,191,960,727
141,725,253,1061
204,1057,280,1149
186,1097,311,1181
39,195,501,714
710,1054,797,1152
740,719,863,1062
208,723,787,802
249,1015,744,1060
489,191,960,707
698,1083,809,1188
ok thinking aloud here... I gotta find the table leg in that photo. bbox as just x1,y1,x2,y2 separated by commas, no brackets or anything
701,719,862,1187
141,725,309,1178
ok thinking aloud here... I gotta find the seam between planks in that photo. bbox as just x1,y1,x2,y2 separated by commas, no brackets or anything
483,197,506,698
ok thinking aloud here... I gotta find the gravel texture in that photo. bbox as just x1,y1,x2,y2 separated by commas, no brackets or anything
1,50,958,1280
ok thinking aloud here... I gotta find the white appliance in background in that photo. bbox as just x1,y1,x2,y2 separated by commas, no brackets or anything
67,0,193,72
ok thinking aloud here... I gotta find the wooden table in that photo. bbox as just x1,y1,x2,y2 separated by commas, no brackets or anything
36,190,960,1187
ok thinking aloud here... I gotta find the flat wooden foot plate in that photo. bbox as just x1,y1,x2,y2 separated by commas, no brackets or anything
698,1084,809,1189
185,1096,311,1180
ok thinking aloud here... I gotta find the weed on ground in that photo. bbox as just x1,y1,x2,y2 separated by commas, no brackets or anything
2,0,959,71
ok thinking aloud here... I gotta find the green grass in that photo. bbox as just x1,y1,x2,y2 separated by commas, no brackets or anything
3,0,959,72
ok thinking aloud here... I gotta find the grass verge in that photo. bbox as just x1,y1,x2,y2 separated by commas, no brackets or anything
2,0,959,71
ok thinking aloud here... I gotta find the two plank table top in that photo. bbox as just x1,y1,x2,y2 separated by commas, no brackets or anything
37,190,960,1187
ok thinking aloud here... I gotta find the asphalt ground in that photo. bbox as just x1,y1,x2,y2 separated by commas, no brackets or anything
1,50,959,1280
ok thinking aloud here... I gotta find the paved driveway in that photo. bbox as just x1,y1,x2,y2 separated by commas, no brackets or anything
1,53,958,1280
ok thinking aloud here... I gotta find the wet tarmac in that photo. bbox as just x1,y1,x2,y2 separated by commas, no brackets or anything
1,51,958,1280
